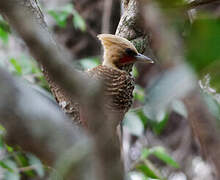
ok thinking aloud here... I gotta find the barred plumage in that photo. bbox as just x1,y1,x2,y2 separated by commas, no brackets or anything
46,34,153,126
88,65,135,113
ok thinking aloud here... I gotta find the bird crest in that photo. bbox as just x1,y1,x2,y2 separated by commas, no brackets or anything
98,34,138,68
97,34,138,53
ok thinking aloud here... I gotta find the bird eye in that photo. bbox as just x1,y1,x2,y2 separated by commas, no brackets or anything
125,48,137,57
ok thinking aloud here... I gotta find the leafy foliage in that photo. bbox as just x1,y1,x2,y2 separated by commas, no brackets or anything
124,111,145,136
156,0,185,8
141,147,179,168
202,91,220,123
48,4,86,31
0,125,45,179
133,85,145,103
186,16,220,92
79,57,101,70
133,146,179,179
0,56,49,91
0,15,10,44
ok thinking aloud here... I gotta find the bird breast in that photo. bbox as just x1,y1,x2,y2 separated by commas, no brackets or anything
88,65,134,113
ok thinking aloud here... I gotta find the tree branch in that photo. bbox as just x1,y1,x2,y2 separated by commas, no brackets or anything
102,0,113,33
116,0,148,54
186,0,220,10
0,68,96,180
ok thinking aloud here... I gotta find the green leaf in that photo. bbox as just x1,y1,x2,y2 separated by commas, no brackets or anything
0,15,10,33
137,164,158,179
4,171,20,180
73,12,86,31
171,100,188,118
123,111,144,136
146,111,169,135
0,124,6,136
202,92,220,123
132,66,139,78
79,57,101,70
134,108,148,127
48,10,69,28
0,137,4,148
12,153,35,177
7,56,48,90
186,16,220,92
9,58,22,75
156,0,185,9
152,113,169,135
1,159,18,174
136,161,163,180
128,171,156,180
27,153,44,177
48,4,86,31
186,17,220,72
0,27,9,44
0,161,14,172
150,147,179,168
19,56,37,75
0,15,10,44
6,144,14,153
15,153,29,167
141,147,179,169
141,148,151,160
133,85,145,103
143,64,195,122
62,4,75,14
48,4,74,28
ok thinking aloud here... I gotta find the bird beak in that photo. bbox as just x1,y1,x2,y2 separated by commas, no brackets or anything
135,53,154,64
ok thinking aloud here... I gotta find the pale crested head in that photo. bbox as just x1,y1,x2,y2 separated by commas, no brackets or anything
98,34,153,71
98,34,137,68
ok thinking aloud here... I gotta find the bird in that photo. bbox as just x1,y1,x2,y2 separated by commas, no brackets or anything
46,34,153,127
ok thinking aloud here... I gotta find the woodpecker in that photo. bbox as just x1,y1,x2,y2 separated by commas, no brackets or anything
88,34,153,114
48,34,153,126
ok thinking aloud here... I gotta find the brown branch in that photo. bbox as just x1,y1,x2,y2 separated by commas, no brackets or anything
18,165,37,172
186,0,220,10
122,0,130,11
101,0,113,33
0,68,95,180
0,0,101,126
3,8,92,101
116,0,148,54
183,90,220,178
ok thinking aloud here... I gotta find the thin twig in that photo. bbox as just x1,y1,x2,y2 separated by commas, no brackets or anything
186,0,220,10
18,165,37,172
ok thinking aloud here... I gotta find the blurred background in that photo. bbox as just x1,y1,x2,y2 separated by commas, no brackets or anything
0,0,220,179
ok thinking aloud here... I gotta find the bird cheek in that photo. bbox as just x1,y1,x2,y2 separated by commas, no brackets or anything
119,56,135,64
